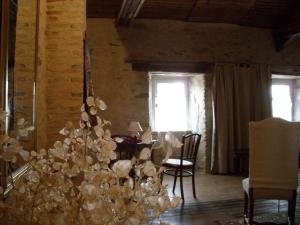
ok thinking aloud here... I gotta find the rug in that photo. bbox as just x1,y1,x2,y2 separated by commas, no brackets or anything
214,213,300,225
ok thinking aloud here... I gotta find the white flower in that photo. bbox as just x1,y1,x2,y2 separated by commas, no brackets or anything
19,150,29,161
94,125,104,138
95,97,107,110
145,196,158,207
59,128,69,136
139,148,151,160
171,196,182,208
103,129,111,139
141,127,152,144
86,155,93,164
53,162,61,170
158,196,171,211
49,141,69,161
165,132,182,148
96,139,117,163
112,160,132,177
81,183,97,200
81,111,89,122
39,149,47,156
89,106,97,115
81,104,85,112
83,201,97,211
143,161,156,177
27,171,40,183
86,96,95,107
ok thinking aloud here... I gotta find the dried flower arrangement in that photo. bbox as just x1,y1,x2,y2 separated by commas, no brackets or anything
0,96,181,225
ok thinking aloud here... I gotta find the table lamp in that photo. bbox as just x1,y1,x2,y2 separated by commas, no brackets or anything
128,121,143,138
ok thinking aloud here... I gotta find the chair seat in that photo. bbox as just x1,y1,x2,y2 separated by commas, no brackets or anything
163,158,193,167
242,178,295,200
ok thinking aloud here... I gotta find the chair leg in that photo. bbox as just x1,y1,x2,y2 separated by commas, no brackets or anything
180,168,184,203
244,191,248,217
172,169,178,193
248,190,254,225
192,170,196,198
160,171,164,184
288,190,297,225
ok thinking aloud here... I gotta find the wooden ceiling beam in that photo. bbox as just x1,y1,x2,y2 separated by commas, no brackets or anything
273,1,300,51
117,0,145,26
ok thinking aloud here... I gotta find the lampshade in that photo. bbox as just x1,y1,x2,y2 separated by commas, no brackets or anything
127,121,143,132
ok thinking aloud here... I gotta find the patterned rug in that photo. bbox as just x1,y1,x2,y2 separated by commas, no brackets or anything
214,213,299,225
159,198,300,225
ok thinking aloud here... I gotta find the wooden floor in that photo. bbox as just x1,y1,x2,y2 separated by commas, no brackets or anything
159,174,300,225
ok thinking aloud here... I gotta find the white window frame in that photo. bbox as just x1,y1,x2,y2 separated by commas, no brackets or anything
149,72,190,132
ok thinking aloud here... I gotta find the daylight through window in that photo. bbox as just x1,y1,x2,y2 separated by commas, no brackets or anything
149,73,189,131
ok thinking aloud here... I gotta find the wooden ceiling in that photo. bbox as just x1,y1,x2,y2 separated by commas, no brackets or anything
87,0,295,29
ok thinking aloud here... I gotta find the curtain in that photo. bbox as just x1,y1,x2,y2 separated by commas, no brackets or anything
211,63,271,174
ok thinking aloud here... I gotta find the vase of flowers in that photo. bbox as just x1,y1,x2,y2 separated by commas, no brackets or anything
0,96,181,225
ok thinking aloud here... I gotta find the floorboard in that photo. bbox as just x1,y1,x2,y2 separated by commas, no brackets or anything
159,174,300,225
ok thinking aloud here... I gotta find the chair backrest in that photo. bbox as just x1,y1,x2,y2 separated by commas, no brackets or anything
249,118,299,190
180,133,201,165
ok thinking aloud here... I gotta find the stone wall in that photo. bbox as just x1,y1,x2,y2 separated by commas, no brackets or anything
86,20,149,134
4,0,85,149
33,0,86,148
189,75,206,171
43,0,85,146
87,18,300,172
13,0,37,150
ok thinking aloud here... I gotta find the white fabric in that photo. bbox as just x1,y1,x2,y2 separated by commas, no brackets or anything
249,118,299,190
242,178,294,200
165,159,193,166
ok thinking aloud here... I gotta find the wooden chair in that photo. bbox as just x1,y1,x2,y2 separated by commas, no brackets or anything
162,133,201,203
243,118,299,225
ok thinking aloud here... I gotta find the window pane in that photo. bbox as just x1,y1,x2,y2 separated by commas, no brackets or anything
272,84,292,121
155,82,187,131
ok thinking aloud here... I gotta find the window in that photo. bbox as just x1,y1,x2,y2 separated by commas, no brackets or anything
271,75,300,121
272,82,292,121
149,73,189,131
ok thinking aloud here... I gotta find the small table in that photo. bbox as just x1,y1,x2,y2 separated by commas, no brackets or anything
112,135,156,160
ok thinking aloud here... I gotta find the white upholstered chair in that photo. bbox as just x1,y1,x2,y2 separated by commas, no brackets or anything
243,118,299,225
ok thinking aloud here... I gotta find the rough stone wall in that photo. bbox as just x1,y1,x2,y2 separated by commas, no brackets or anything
112,19,300,65
13,0,37,149
10,0,85,149
86,20,149,134
44,0,85,146
87,18,300,172
189,75,206,171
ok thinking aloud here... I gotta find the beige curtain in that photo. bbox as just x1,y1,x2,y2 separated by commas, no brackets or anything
211,63,271,174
